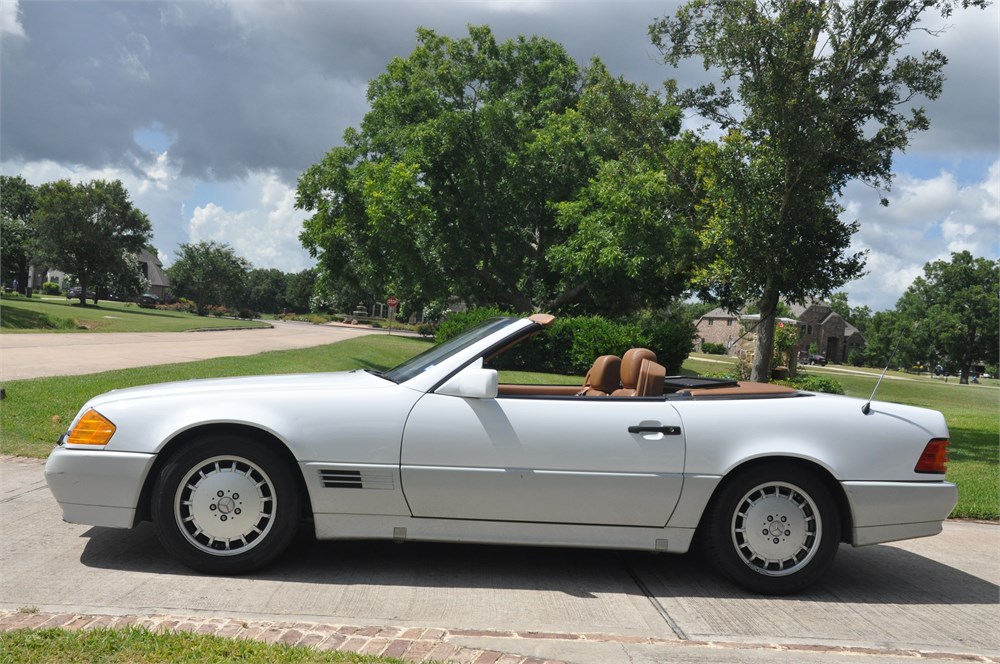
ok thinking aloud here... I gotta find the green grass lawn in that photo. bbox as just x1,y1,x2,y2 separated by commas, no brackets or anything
0,295,270,333
1,339,995,518
0,626,401,663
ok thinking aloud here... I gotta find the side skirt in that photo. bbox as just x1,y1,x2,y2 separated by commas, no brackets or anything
313,513,696,554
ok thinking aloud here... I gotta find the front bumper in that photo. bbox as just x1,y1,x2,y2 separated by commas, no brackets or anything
44,445,156,529
843,480,958,546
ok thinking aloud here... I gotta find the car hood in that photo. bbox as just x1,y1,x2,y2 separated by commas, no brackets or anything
83,370,393,411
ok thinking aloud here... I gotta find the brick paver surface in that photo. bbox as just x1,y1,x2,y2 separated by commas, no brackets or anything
4,610,996,663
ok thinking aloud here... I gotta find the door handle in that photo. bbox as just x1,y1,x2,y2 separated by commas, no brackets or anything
628,425,681,435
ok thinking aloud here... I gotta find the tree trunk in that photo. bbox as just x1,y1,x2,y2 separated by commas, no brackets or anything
750,289,780,383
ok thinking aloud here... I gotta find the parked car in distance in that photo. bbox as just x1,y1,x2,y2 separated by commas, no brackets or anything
798,352,827,366
66,286,96,300
137,293,162,308
45,314,957,595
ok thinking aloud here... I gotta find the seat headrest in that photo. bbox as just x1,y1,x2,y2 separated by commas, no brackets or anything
620,348,657,388
585,355,622,394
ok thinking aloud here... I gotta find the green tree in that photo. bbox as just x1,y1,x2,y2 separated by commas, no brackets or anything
284,268,317,314
298,26,700,315
650,0,985,381
546,68,705,314
1,175,37,291
104,250,150,300
168,241,251,315
894,252,999,384
245,268,289,314
32,179,152,305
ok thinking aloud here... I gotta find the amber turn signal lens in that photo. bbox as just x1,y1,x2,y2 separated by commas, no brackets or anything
67,409,116,446
914,438,949,474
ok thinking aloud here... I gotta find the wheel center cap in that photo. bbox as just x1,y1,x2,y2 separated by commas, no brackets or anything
768,521,785,537
217,496,235,514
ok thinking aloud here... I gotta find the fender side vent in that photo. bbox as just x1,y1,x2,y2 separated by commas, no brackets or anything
319,469,394,490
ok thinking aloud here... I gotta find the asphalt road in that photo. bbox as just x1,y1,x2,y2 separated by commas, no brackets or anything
0,321,381,381
2,458,997,663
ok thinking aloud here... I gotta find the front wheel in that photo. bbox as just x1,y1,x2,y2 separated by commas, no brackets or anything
704,464,841,595
151,435,301,574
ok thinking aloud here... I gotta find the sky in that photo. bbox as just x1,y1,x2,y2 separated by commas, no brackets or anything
1,0,997,312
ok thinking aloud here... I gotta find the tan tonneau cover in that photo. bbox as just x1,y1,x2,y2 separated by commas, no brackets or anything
680,381,798,397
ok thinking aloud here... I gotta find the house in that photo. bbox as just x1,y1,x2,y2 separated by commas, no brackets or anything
787,299,865,364
27,248,170,299
695,298,866,363
137,248,170,299
695,306,742,352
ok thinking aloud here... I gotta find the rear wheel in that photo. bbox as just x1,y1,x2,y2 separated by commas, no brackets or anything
151,435,300,574
705,464,840,595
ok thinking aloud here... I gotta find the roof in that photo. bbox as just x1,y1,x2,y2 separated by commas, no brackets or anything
138,248,169,288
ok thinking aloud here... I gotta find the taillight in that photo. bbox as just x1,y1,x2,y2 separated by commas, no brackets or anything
915,438,949,474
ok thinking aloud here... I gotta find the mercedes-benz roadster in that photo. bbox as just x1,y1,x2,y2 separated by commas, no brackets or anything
45,314,957,594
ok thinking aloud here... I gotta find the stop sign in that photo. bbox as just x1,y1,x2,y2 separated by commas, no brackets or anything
387,296,398,308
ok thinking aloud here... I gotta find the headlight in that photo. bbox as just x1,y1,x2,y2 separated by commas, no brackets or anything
67,409,117,446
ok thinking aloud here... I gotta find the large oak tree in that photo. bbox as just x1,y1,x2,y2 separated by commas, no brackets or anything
0,175,36,292
650,0,986,381
895,252,998,384
168,241,251,315
297,26,702,314
32,179,152,305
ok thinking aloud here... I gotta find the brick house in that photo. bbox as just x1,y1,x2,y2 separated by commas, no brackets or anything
787,299,865,364
695,298,865,363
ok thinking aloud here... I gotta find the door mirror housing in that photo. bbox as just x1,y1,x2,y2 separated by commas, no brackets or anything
436,367,498,399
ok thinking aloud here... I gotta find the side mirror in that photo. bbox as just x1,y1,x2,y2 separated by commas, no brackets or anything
436,367,498,399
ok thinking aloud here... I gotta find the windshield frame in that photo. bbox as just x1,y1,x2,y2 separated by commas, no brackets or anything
383,317,518,384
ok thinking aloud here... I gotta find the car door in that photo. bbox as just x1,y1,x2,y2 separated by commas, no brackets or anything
399,387,685,527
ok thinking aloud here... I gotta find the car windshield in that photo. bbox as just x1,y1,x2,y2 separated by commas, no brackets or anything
383,317,516,383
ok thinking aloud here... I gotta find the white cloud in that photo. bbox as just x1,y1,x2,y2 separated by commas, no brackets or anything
1,0,25,37
839,161,1000,310
187,172,312,272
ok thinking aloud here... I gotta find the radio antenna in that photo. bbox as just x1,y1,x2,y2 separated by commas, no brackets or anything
862,336,904,415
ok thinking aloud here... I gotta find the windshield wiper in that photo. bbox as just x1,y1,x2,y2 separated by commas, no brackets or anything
363,368,394,382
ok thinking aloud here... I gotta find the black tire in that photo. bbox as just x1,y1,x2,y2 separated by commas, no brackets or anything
704,463,840,595
151,435,301,574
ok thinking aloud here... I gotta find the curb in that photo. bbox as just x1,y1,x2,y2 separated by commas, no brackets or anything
2,611,997,663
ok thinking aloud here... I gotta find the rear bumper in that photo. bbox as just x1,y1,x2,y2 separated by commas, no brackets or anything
842,480,958,546
44,445,155,529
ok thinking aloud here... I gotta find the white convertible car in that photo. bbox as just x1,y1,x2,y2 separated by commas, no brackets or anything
45,314,957,594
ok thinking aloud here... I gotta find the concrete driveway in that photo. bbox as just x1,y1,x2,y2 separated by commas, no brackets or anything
2,325,997,662
0,321,382,381
2,458,997,663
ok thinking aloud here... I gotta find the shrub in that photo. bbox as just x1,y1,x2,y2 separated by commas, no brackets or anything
41,282,62,295
156,297,197,314
636,310,698,374
238,308,258,320
416,322,437,337
701,342,727,355
781,374,845,395
435,308,696,376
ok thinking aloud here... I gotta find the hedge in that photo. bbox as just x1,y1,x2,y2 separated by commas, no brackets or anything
436,308,696,376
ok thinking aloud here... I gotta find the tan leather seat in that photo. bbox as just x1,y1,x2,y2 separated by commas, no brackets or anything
635,359,666,397
612,348,657,396
578,355,621,396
